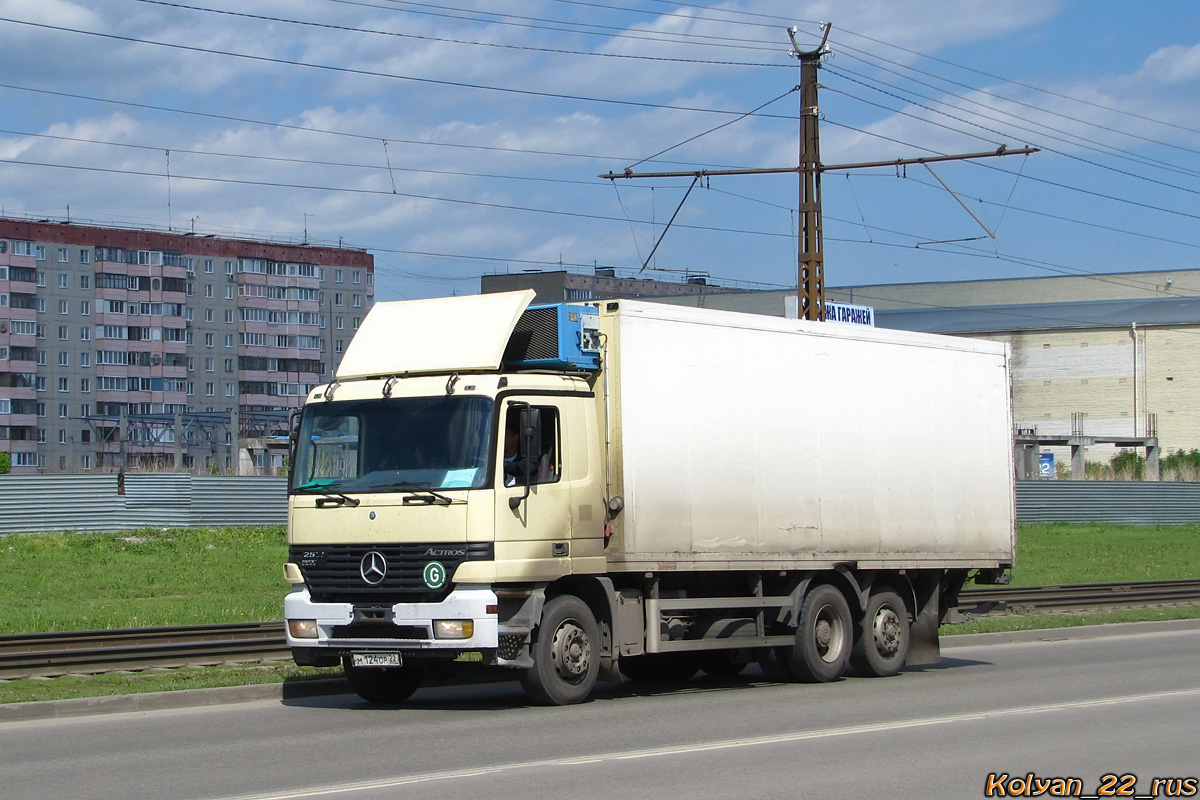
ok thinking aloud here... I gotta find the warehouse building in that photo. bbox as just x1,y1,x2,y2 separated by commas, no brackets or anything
0,218,373,474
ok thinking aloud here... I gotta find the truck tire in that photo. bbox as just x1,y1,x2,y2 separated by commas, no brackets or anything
788,584,852,683
850,586,910,678
521,595,600,706
342,657,424,704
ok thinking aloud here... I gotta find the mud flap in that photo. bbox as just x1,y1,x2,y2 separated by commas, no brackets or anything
906,573,943,666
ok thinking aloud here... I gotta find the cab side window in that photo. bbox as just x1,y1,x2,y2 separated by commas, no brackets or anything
503,405,560,486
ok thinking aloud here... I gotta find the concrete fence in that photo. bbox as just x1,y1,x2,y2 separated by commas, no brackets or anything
1,476,1198,534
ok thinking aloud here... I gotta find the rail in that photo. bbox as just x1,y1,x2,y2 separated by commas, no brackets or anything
2,580,1198,680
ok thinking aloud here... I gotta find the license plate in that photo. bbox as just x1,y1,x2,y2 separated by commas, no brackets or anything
352,652,401,668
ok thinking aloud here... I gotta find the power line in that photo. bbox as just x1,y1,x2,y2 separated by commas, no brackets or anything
134,0,789,68
0,15,796,118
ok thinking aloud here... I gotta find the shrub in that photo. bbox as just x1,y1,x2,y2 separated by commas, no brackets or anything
0,451,10,475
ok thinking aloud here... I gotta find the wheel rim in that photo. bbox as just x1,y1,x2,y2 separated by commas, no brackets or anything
550,618,591,683
872,605,902,657
812,604,847,663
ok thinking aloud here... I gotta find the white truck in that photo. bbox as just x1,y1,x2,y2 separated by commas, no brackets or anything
284,291,1015,705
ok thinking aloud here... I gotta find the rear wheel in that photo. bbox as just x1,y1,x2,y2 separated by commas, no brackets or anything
342,657,424,704
851,587,910,678
521,595,599,706
787,585,852,683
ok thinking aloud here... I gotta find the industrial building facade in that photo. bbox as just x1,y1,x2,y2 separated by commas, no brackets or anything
0,219,373,474
486,268,1200,474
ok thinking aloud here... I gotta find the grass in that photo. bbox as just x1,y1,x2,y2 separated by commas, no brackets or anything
0,522,1198,706
0,526,287,633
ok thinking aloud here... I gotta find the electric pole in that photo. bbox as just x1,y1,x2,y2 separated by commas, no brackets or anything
601,24,1039,321
792,25,828,320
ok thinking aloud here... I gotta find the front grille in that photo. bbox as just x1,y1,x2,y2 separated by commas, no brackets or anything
291,542,494,603
331,623,428,639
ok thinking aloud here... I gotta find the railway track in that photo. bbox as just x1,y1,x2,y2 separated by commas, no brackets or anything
2,580,1198,680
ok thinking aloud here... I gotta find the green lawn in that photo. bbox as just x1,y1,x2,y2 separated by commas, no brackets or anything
0,526,287,634
0,522,1197,705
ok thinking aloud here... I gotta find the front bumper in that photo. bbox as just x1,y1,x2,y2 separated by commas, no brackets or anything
284,584,500,653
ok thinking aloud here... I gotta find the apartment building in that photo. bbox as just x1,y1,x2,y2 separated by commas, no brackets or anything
0,218,373,474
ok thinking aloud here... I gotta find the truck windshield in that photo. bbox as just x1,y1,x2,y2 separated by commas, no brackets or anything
290,396,494,495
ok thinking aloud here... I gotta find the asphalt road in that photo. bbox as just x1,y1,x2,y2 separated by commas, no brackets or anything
2,622,1198,800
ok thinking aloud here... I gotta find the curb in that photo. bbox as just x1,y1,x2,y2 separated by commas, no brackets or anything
0,678,350,723
4,618,1199,722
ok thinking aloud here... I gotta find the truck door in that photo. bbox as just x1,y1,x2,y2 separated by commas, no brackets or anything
495,400,575,578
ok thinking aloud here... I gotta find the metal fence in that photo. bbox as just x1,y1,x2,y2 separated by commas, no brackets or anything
1015,480,1200,525
0,474,287,534
1,475,1198,534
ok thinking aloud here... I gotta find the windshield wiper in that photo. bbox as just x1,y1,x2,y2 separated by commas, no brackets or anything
365,480,464,505
294,480,361,508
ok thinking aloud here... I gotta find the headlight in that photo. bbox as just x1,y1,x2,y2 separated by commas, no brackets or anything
433,620,474,639
289,619,319,639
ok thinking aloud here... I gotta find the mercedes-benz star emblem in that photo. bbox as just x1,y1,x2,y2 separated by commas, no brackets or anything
360,551,387,585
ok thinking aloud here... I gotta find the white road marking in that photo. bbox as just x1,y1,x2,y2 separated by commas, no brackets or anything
214,686,1200,800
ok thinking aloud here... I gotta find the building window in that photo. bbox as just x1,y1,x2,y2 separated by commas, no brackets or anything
35,298,45,313
334,293,343,306
224,309,233,323
335,317,343,330
204,259,213,274
353,270,361,284
58,351,69,367
80,378,91,393
225,334,234,348
58,377,69,392
81,455,91,471
37,350,47,366
80,249,90,264
335,339,343,353
58,326,69,341
204,308,213,323
37,428,47,443
205,357,215,372
59,299,69,315
80,352,90,367
80,301,90,316
225,383,235,397
204,284,213,298
225,286,233,300
206,382,215,396
80,327,90,342
58,404,68,418
58,273,68,289
59,430,67,444
335,269,343,283
35,244,46,260
205,333,214,348
37,402,45,417
36,376,46,391
353,294,362,308
58,248,69,262
80,404,90,417
225,261,234,275
80,275,89,289
224,358,233,373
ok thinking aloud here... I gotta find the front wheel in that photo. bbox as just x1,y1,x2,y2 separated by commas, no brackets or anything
788,584,852,683
850,587,910,678
521,595,600,706
342,657,424,704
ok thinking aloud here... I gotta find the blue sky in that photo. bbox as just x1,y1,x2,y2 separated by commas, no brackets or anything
1,0,1199,301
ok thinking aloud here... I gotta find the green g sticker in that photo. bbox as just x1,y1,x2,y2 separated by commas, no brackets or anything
423,561,447,589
